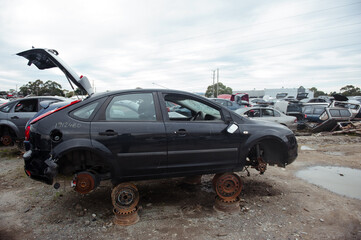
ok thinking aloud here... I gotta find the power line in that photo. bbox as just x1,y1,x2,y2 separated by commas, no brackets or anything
162,1,361,45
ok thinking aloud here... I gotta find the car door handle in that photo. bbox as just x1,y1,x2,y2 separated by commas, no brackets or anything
11,116,19,120
175,129,187,136
99,130,118,136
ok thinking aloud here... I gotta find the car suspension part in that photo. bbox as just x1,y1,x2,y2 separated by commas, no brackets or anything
111,183,140,226
71,171,100,194
252,144,267,174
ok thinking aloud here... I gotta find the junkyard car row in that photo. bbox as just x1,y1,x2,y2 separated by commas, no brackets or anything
0,47,359,225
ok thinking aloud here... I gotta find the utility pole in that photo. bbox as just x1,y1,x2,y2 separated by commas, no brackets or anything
216,68,219,97
212,70,216,97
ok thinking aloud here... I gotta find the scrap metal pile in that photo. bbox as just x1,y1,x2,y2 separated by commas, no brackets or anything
331,121,361,136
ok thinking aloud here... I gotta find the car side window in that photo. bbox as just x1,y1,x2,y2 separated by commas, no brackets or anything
164,94,222,121
246,109,260,117
340,109,351,117
72,102,99,120
313,107,325,114
261,109,274,117
304,106,312,114
0,102,15,113
14,99,38,112
274,110,281,117
106,93,156,121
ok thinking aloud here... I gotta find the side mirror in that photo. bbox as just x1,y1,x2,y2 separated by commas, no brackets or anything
227,123,239,134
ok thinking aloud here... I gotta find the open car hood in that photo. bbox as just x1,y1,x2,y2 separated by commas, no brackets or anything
17,48,94,96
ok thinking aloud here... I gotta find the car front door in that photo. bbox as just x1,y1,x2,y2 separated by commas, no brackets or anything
90,92,167,178
161,93,241,174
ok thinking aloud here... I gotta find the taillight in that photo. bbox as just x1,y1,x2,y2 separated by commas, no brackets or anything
25,125,30,141
294,118,297,123
30,100,81,125
304,114,307,118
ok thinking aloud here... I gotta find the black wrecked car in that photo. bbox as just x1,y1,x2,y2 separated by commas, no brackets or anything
18,48,297,214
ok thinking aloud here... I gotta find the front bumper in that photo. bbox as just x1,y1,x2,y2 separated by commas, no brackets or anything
23,150,58,185
286,134,298,165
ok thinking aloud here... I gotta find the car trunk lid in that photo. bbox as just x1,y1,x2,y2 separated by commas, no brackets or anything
17,48,94,96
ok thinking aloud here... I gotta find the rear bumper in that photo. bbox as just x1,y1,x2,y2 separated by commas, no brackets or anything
23,150,58,185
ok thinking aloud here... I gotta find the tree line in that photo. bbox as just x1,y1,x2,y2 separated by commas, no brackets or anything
18,79,83,97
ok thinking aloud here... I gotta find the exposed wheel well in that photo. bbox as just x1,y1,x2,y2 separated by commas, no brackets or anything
0,125,16,146
247,138,287,167
57,150,111,178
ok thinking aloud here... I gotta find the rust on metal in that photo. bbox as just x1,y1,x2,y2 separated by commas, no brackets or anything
111,183,139,213
183,175,202,185
113,207,139,226
214,173,242,201
74,172,96,194
255,157,267,174
1,135,12,146
213,196,241,213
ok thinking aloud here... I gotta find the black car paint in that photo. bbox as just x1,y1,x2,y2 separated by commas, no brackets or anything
24,89,298,185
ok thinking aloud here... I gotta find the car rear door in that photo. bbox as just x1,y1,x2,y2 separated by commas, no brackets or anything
90,92,167,178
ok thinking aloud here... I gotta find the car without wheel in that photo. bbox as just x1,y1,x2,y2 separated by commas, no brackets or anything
18,48,297,217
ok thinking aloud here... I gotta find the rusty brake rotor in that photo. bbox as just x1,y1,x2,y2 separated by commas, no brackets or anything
1,135,12,146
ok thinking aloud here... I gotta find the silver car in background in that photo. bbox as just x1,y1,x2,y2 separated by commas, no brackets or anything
236,107,298,131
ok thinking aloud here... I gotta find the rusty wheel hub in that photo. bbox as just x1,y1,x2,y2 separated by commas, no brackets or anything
74,172,97,194
1,135,12,146
111,183,139,213
214,173,242,201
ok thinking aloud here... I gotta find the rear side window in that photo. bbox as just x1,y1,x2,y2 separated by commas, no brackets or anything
72,102,99,120
261,109,274,116
15,99,38,112
340,109,351,117
0,102,15,113
303,107,312,114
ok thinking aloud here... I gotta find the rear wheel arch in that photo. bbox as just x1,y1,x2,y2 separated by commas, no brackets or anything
52,140,115,178
0,124,17,145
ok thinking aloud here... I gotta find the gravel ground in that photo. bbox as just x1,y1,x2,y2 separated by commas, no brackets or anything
0,135,360,240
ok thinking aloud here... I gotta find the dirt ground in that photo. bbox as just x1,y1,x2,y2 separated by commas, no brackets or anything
0,135,360,240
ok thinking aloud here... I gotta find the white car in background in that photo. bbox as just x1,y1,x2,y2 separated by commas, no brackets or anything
0,98,9,105
236,107,298,131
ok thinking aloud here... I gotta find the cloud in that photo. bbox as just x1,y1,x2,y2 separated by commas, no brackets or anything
0,0,360,94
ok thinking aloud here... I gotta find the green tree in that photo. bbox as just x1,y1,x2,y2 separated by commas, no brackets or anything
340,85,361,96
309,87,326,98
205,82,232,98
19,79,64,96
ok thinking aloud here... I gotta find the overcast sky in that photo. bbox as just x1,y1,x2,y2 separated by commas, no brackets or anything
0,0,360,94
